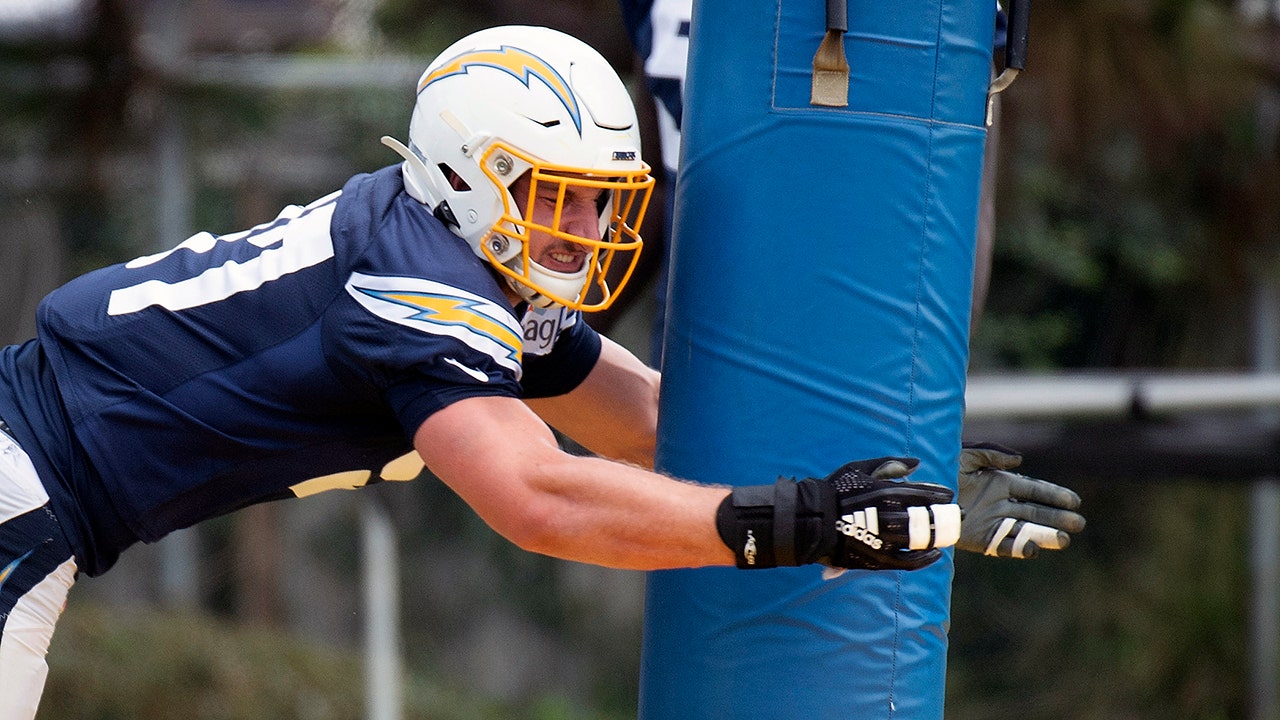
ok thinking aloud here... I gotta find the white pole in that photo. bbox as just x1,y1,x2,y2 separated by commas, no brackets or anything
361,494,404,720
1248,461,1280,720
151,0,200,610
1249,278,1280,720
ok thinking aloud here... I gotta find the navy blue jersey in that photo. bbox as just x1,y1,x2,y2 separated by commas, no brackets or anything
0,165,601,576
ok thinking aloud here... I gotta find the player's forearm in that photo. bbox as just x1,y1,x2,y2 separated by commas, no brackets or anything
477,447,734,571
418,395,957,574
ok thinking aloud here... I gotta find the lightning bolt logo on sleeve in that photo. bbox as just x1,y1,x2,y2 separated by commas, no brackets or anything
0,549,34,595
418,45,583,135
346,273,523,377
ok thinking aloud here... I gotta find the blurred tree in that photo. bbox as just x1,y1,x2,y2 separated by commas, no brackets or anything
954,0,1280,717
948,479,1251,719
374,0,630,68
973,0,1280,371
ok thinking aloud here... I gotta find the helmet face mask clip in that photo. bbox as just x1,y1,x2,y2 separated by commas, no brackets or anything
384,25,654,312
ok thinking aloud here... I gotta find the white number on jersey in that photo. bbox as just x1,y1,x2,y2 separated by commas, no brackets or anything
107,192,340,316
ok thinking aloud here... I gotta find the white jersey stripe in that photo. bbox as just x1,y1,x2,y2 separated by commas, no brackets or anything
0,434,49,524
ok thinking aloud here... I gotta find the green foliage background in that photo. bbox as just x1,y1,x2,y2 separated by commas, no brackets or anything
40,603,619,720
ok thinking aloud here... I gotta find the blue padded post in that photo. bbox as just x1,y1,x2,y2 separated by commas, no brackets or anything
639,0,992,718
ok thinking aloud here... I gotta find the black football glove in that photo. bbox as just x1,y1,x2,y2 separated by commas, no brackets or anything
715,457,960,573
821,457,959,570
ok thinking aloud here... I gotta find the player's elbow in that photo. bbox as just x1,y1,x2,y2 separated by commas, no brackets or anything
495,498,570,557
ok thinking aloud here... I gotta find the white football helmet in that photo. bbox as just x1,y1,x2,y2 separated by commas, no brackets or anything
383,25,654,311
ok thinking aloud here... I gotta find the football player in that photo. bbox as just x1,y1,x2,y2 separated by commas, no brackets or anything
0,24,1080,718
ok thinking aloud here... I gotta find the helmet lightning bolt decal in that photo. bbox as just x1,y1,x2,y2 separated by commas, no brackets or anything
358,288,523,364
420,45,583,135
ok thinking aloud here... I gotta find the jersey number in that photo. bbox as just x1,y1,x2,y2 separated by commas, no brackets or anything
107,194,339,316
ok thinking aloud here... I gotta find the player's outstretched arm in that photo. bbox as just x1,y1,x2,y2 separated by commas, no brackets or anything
415,396,959,572
418,393,733,570
956,442,1087,559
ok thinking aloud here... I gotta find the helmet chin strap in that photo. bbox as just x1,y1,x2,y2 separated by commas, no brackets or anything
508,277,557,309
505,259,587,309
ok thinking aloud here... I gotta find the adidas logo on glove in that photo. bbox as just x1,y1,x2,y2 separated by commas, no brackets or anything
835,509,883,550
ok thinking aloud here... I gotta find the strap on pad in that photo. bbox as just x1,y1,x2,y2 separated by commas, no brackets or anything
773,479,798,566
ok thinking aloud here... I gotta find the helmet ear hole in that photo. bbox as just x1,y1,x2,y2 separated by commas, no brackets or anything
440,165,471,192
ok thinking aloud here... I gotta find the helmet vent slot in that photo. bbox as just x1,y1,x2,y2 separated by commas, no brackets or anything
440,164,471,191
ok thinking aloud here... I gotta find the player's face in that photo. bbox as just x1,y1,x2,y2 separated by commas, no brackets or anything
508,172,605,274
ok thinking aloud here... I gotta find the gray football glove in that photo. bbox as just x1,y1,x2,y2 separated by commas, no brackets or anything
957,442,1086,559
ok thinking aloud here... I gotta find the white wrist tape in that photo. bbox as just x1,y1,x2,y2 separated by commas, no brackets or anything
907,503,962,550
